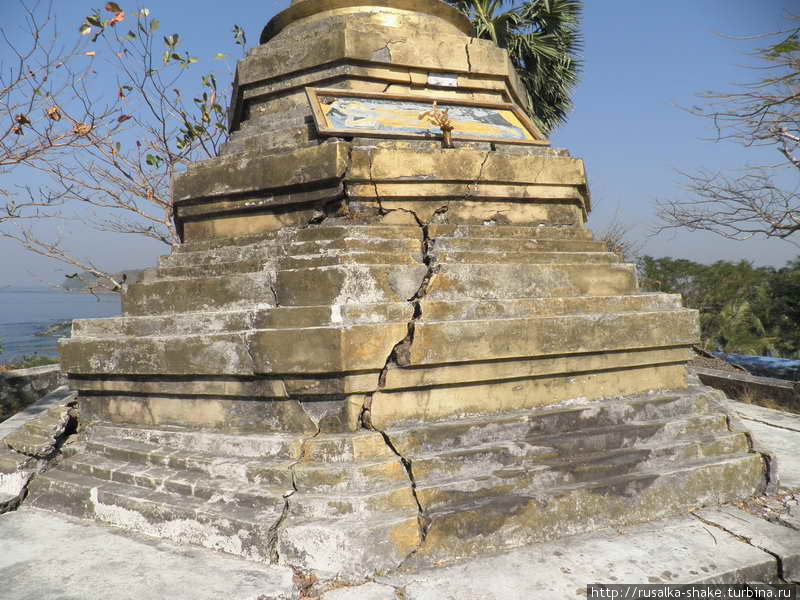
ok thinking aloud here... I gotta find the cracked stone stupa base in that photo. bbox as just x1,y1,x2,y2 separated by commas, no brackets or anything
6,0,771,583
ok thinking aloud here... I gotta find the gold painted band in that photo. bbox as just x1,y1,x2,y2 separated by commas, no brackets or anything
262,0,473,43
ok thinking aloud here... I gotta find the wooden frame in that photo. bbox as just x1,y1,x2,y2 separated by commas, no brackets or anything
305,87,549,146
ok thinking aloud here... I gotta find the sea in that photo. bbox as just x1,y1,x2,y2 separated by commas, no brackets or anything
0,287,121,363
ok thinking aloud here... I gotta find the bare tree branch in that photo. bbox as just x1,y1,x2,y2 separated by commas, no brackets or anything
0,2,233,291
656,16,800,243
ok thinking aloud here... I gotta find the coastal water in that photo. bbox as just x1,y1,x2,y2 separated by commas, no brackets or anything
0,287,120,363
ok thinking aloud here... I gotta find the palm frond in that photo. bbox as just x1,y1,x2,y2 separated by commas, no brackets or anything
444,0,583,133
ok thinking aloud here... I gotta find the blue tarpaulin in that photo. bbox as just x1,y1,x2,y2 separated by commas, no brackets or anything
714,352,800,381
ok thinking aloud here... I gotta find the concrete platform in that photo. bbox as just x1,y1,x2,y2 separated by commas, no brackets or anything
2,502,797,600
0,508,295,600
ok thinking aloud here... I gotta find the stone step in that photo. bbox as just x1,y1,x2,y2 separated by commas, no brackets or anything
27,468,282,562
402,309,696,368
415,433,750,509
408,416,735,484
64,309,691,381
433,237,605,253
277,251,423,270
431,250,618,265
71,294,683,341
385,389,717,456
89,425,398,464
276,509,423,579
60,453,292,511
88,424,305,459
168,224,590,261
159,237,422,269
412,454,766,567
428,223,592,240
82,435,409,493
149,258,273,281
291,225,421,242
122,273,276,316
153,251,424,282
82,437,295,487
425,263,638,301
48,442,416,518
523,413,729,455
170,225,420,257
420,293,684,321
427,224,593,240
71,303,412,338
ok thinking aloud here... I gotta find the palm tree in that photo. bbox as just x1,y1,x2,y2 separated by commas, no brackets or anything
705,300,778,356
444,0,583,134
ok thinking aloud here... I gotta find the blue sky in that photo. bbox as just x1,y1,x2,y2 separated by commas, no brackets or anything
0,0,797,286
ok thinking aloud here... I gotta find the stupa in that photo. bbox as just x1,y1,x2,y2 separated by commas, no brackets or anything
15,0,766,582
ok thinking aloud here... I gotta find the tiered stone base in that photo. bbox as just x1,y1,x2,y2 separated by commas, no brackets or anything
27,385,766,581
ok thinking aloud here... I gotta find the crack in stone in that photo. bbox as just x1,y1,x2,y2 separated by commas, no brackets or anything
691,511,789,582
358,205,446,563
738,414,800,435
470,150,492,198
465,39,473,72
377,39,405,64
1,403,80,514
269,425,321,565
268,277,280,307
365,149,386,214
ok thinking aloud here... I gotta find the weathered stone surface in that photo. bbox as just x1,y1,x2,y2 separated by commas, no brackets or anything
173,141,349,204
370,364,689,428
385,516,778,598
0,387,80,514
695,507,800,581
35,0,769,583
321,582,396,600
0,508,296,600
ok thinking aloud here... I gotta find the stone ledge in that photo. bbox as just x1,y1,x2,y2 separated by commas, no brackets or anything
0,366,65,425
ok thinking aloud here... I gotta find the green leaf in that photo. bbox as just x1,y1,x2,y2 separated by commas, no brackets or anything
150,18,160,33
138,8,150,18
126,30,136,40
79,23,92,36
86,15,102,27
214,53,227,60
188,56,199,64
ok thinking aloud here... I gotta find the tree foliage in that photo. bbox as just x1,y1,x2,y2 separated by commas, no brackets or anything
640,255,800,357
1,2,239,291
444,0,582,134
657,16,800,244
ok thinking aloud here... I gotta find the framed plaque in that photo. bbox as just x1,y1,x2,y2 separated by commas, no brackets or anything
305,87,548,145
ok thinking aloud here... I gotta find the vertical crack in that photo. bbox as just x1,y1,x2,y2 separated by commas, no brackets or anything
465,39,473,72
470,150,492,198
360,204,446,560
269,423,321,564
